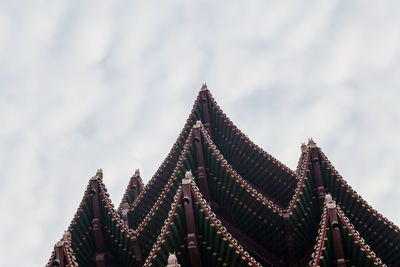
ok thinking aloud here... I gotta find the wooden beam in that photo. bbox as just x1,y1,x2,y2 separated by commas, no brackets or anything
182,172,202,267
309,139,326,214
199,84,213,137
89,176,115,267
90,178,107,252
193,121,211,202
326,195,346,267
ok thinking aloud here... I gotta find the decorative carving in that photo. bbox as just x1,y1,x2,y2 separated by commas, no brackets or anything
166,253,180,267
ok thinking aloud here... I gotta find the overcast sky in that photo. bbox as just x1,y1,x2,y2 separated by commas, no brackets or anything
1,1,400,266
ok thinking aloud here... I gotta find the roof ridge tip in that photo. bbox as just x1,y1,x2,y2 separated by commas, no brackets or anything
200,83,208,91
193,120,202,128
90,169,103,181
308,138,317,148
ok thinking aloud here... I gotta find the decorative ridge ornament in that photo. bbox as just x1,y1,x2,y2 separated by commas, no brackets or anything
166,253,180,267
308,138,317,148
301,142,307,153
193,120,202,128
325,194,336,209
183,171,193,184
200,83,207,91
134,169,140,177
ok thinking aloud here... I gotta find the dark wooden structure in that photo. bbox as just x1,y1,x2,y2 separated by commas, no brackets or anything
48,85,399,266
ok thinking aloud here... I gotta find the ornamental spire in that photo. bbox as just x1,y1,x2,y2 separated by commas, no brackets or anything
201,83,207,91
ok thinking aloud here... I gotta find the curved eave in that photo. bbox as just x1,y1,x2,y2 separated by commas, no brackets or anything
206,89,296,178
46,235,78,267
318,148,400,264
336,206,386,266
127,95,201,217
319,148,399,233
190,183,262,267
200,125,283,215
309,200,385,266
144,181,262,267
117,171,144,212
128,129,195,230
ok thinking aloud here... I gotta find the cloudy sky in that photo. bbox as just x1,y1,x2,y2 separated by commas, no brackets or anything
1,1,400,266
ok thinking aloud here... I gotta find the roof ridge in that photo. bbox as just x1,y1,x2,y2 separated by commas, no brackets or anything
199,124,284,214
143,185,184,266
97,173,135,236
336,204,386,266
127,94,201,213
133,128,195,234
66,169,102,233
318,148,400,233
189,179,262,267
117,169,144,212
206,89,298,178
309,196,386,266
287,146,311,213
308,198,330,266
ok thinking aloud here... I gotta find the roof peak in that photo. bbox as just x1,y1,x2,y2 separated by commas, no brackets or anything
308,138,317,148
200,83,208,91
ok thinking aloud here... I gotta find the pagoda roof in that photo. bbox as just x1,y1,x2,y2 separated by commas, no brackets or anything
144,176,262,267
309,195,386,266
48,85,400,266
118,169,144,212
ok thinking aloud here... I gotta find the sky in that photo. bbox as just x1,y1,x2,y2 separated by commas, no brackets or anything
1,1,400,266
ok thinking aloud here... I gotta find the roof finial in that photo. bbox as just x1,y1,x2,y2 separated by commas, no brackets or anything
201,83,208,91
301,142,307,153
308,138,317,148
183,171,193,184
134,169,140,177
325,194,336,209
90,169,103,181
167,253,180,267
194,120,202,128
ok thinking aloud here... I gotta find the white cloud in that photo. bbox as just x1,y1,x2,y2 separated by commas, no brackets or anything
1,1,400,266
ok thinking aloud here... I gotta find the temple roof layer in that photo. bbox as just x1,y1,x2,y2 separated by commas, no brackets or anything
48,85,399,267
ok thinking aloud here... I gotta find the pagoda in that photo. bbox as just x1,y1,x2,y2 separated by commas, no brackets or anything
47,85,399,267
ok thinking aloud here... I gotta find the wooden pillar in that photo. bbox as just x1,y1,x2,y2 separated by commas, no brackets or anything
309,139,326,214
182,172,202,267
199,83,213,137
193,121,211,202
326,195,346,267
